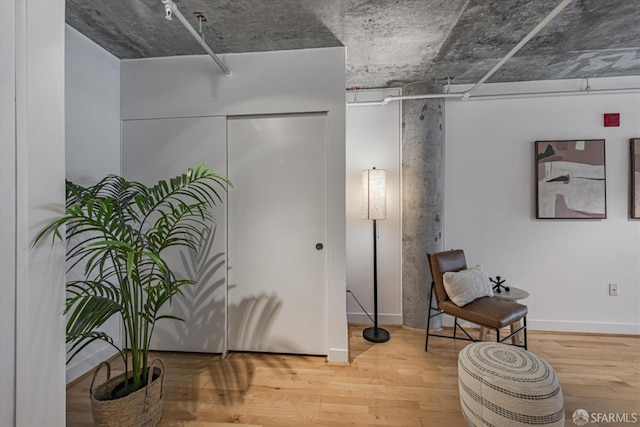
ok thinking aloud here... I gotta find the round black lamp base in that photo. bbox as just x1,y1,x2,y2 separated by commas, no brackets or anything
363,326,390,343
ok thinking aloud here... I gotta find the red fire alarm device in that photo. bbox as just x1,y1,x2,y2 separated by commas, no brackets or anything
604,113,620,127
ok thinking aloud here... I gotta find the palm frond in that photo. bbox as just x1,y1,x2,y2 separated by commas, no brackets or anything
66,331,119,364
34,163,230,391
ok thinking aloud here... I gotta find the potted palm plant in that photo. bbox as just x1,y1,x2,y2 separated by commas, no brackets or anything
34,163,230,426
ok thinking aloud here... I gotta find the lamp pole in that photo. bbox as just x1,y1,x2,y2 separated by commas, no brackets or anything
363,168,390,343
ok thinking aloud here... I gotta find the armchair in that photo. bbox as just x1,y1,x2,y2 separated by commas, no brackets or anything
425,249,527,351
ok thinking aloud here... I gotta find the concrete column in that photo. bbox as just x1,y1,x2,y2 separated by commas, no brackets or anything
401,83,444,329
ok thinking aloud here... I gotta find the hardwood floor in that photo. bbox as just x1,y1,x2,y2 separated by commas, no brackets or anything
66,326,640,426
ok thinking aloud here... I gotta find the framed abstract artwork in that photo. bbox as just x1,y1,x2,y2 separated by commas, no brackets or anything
535,139,606,219
631,139,640,219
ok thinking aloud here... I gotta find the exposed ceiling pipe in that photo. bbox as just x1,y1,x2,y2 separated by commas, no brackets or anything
347,86,640,107
161,0,231,76
385,93,459,102
462,0,573,100
348,0,577,107
347,93,458,107
459,87,640,101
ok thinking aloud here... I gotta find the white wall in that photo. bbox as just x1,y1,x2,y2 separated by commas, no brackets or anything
121,49,344,120
346,89,403,325
0,2,17,424
65,25,122,383
66,25,121,185
121,47,349,362
444,77,640,334
1,0,67,425
121,117,227,354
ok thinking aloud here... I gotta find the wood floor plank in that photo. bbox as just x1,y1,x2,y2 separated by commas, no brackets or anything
66,327,640,426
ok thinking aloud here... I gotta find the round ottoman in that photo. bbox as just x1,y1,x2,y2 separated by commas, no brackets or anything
458,342,564,427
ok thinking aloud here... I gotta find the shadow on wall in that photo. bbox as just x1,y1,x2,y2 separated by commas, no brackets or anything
153,225,225,352
228,292,302,354
154,225,304,355
215,292,300,407
189,293,298,410
153,225,299,411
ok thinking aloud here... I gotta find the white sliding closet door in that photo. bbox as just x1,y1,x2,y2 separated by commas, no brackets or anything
122,116,227,353
227,113,328,355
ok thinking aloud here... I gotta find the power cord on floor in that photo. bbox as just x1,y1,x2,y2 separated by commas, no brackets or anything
346,289,374,324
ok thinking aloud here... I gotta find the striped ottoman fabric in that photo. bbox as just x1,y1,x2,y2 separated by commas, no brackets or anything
458,342,564,427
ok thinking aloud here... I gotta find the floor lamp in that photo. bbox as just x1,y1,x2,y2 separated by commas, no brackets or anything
362,167,390,343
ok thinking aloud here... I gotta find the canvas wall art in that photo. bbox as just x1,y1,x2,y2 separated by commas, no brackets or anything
535,139,606,219
631,139,640,219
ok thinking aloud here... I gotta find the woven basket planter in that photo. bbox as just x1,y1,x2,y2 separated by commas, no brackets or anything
90,359,165,427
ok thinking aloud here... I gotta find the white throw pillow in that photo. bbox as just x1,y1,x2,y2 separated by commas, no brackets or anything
442,265,494,307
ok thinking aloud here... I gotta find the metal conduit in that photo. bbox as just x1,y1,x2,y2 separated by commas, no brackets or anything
347,87,640,107
161,0,231,76
463,0,573,99
348,0,576,107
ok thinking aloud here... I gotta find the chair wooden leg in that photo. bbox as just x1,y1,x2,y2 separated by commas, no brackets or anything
510,319,528,346
479,327,488,341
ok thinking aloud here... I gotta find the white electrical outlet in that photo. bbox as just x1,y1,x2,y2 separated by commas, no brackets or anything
609,283,618,296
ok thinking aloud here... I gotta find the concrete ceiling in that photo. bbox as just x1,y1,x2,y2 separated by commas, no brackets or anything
66,0,640,89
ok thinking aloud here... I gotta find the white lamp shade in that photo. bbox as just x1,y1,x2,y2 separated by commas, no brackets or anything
362,168,387,220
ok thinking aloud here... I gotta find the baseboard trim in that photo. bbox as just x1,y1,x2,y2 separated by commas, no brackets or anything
66,345,118,385
528,319,640,335
327,347,349,364
347,313,403,325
